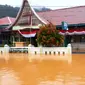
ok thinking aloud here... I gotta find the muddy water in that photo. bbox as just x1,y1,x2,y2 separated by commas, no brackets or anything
0,53,85,85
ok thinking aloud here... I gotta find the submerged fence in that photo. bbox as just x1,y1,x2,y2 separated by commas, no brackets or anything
28,44,71,55
0,44,71,55
0,44,72,63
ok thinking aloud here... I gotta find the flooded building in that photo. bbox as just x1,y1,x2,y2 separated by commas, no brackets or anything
0,0,85,52
8,0,47,47
38,6,85,52
0,16,15,46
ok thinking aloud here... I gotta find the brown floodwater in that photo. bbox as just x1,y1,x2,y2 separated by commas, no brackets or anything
0,53,85,85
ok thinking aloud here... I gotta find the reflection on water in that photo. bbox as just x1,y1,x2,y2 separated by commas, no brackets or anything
0,68,21,85
0,53,85,85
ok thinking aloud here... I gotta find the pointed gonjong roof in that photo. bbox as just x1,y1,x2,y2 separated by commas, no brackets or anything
8,0,47,31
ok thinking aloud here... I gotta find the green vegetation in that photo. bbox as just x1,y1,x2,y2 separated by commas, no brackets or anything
0,5,51,18
0,5,19,18
36,22,64,47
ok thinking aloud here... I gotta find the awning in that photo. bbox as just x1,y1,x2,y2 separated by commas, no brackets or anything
13,25,40,30
59,29,85,35
18,29,85,38
18,30,38,38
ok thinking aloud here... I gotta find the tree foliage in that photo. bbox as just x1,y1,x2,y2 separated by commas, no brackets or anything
0,5,51,18
37,23,64,47
0,5,19,18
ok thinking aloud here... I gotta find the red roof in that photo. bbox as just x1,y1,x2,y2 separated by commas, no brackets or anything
3,6,85,27
37,6,85,25
0,16,15,25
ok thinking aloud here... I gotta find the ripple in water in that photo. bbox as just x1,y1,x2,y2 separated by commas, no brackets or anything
0,68,22,85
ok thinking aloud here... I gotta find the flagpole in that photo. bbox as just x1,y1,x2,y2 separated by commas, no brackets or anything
30,13,32,44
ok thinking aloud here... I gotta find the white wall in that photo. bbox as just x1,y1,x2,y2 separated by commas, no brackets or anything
28,44,72,55
28,44,72,63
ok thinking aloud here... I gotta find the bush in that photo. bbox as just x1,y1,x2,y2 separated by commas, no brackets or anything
36,22,64,47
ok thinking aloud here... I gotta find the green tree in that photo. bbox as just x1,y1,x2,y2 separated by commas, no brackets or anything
37,23,64,47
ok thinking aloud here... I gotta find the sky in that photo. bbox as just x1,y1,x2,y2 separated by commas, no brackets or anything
0,0,85,9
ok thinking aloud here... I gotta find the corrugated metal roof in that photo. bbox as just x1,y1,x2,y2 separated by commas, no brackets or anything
37,6,85,25
0,16,15,25
1,6,85,28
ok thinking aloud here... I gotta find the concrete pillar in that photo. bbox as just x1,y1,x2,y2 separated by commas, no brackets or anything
67,43,72,63
4,44,10,61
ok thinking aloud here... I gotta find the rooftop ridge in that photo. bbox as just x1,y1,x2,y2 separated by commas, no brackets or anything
38,5,85,13
7,0,47,30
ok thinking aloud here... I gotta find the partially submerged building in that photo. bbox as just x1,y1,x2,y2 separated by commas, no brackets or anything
38,6,85,52
0,0,85,52
0,16,15,46
8,0,47,47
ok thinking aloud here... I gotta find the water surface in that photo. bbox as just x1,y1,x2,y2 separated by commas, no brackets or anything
0,53,85,85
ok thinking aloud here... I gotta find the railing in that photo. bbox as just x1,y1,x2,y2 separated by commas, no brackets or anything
0,44,72,63
28,44,72,63
71,43,85,52
9,47,28,53
28,46,71,55
0,47,4,54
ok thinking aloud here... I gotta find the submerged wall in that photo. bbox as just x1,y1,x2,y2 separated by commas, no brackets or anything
28,44,71,55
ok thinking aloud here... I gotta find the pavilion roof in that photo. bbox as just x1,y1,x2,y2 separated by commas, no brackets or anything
7,0,47,31
6,0,85,31
11,5,85,28
0,16,15,25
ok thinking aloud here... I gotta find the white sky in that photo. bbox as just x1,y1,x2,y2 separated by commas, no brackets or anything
0,0,85,9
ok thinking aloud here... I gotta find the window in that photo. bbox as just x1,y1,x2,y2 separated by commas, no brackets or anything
80,36,85,42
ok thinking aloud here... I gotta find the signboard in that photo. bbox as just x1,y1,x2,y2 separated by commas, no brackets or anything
62,21,68,30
